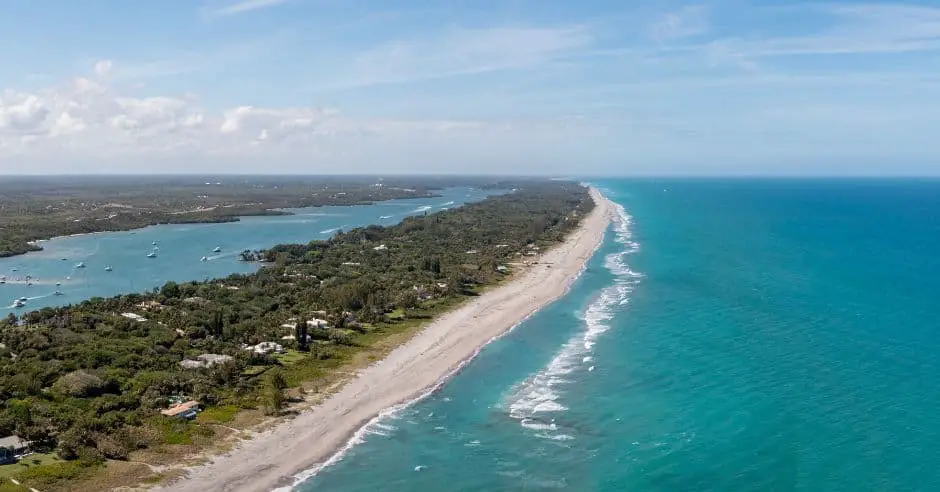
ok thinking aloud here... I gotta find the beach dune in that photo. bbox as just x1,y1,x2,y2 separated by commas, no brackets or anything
157,188,614,492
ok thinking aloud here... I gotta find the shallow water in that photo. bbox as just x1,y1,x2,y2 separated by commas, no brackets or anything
301,179,940,491
0,188,494,314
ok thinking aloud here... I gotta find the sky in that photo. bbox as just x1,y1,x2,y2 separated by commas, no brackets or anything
1,0,939,175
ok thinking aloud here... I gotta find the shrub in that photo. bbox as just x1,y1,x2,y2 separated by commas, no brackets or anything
53,370,109,398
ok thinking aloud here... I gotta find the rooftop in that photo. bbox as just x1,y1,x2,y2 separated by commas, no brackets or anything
0,435,28,449
161,400,200,418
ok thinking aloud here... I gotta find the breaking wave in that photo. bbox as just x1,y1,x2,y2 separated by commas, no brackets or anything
506,202,640,441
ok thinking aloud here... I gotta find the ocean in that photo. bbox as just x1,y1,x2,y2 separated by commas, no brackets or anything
0,188,492,315
300,179,940,491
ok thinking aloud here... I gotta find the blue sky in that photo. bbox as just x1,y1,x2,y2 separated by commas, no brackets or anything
1,0,939,175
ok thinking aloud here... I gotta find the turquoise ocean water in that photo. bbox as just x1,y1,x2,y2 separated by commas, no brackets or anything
301,179,940,491
0,188,493,315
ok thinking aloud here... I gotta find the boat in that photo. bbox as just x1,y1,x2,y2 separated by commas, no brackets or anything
53,290,63,296
200,256,208,262
105,266,113,272
379,215,392,220
61,258,68,261
152,241,157,246
13,299,25,308
146,251,157,258
213,247,222,253
55,282,61,286
75,262,86,268
18,297,27,302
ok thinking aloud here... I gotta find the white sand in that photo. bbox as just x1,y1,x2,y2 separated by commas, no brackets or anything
157,188,614,492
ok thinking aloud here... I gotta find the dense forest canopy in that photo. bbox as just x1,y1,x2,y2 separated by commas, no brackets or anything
0,181,593,480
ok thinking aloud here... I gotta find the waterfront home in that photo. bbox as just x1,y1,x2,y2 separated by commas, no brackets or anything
120,313,148,322
161,400,200,420
0,435,30,464
136,300,164,311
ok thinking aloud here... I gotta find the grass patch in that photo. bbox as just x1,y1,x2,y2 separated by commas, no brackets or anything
0,453,61,480
387,308,405,320
275,349,306,365
0,480,26,492
242,365,268,377
196,405,239,424
12,459,97,489
149,417,195,445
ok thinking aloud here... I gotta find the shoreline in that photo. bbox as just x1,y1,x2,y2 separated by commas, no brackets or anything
1,193,446,260
154,187,615,492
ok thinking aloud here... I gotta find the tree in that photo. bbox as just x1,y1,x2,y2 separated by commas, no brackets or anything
295,323,309,351
262,371,287,415
160,281,181,299
209,310,224,338
268,370,287,391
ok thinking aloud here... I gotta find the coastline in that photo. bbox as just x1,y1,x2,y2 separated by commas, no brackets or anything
154,187,615,492
1,192,445,260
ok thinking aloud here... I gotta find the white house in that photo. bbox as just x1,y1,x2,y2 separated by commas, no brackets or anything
243,342,285,355
121,313,147,322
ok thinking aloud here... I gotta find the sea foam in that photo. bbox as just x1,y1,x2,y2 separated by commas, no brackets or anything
506,202,640,441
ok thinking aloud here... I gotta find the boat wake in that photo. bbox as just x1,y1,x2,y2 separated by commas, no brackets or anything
505,202,640,441
318,226,347,235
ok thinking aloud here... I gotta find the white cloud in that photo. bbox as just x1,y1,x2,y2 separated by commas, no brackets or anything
93,60,113,77
710,4,940,58
651,6,708,42
0,62,546,171
208,0,289,17
312,26,593,90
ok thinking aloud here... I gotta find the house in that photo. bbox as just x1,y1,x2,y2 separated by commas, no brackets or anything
373,244,387,251
136,300,164,311
306,318,329,329
0,435,29,464
244,342,285,355
496,265,509,273
161,400,200,419
281,334,312,342
121,313,147,322
180,354,233,369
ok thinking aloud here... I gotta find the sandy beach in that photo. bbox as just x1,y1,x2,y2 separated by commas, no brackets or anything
157,188,614,492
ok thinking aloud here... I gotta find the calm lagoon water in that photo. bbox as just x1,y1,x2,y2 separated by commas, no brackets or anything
1,188,492,315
